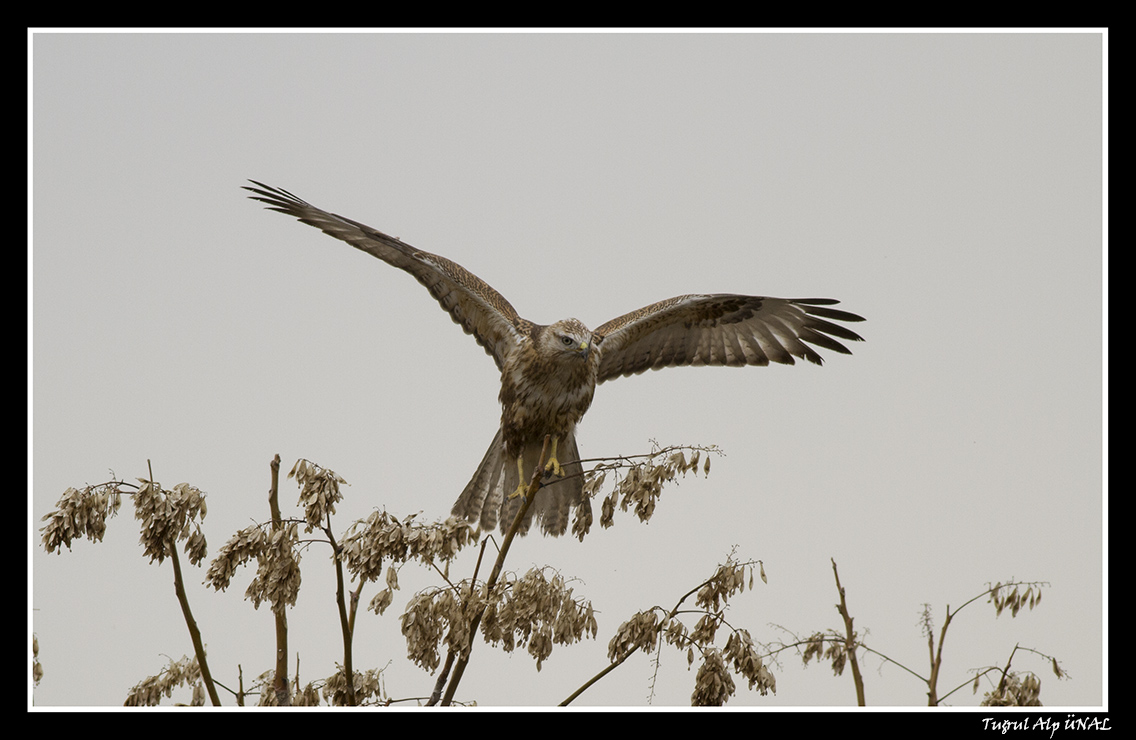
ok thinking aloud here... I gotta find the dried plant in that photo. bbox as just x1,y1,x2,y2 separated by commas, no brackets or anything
40,482,123,554
32,634,43,688
766,564,1066,706
566,552,773,706
581,443,718,539
124,654,205,707
37,443,723,706
39,446,1061,707
289,459,346,529
40,463,222,705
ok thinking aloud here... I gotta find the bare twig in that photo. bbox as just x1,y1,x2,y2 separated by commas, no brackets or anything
831,558,866,706
267,454,293,706
325,518,357,705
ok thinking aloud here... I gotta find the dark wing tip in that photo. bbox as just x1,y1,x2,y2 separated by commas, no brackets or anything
783,299,866,364
796,299,866,349
243,180,308,214
792,298,867,323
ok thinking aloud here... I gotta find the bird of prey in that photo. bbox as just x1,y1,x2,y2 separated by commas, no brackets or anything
246,181,865,537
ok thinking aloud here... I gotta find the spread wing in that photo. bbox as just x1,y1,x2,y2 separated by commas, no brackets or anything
594,294,865,383
245,181,530,370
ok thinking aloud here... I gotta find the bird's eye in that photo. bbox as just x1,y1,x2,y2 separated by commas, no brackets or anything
560,335,574,347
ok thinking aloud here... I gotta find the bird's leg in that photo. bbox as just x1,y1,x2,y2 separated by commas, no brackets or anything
508,437,565,501
507,456,528,500
543,436,564,478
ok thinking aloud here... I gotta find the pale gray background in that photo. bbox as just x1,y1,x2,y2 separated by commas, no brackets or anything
30,31,1104,708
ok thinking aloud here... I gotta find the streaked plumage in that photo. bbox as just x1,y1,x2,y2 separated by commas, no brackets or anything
246,181,866,536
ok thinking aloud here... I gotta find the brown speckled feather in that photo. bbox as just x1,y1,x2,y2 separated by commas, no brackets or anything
245,181,531,371
594,294,864,382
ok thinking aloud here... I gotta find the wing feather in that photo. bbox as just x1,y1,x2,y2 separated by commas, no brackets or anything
594,294,865,383
245,181,527,369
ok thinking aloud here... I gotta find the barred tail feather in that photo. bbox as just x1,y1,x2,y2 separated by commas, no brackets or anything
451,427,507,533
452,427,584,537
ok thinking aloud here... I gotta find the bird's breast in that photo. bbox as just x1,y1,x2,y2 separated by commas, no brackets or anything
499,349,598,447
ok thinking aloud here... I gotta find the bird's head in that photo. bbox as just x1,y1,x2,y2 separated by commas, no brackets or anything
542,318,593,361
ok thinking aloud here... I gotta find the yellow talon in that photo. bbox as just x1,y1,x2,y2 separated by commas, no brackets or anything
544,437,563,477
509,438,566,502
508,457,528,499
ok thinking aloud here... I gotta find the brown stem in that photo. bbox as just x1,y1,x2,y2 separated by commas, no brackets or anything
326,520,357,705
267,454,292,706
440,435,551,706
169,540,222,705
147,460,221,706
831,558,865,706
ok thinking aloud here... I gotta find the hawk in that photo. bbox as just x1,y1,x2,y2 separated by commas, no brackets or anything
246,182,865,536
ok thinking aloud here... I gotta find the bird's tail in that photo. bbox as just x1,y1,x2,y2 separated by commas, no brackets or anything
451,427,584,537
452,427,507,533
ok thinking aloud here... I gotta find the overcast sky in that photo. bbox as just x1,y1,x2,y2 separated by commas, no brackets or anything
30,30,1104,709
